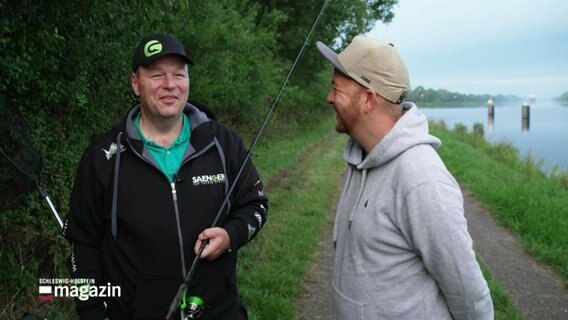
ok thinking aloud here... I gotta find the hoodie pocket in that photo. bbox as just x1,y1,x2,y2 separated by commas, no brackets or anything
332,282,364,320
130,276,180,319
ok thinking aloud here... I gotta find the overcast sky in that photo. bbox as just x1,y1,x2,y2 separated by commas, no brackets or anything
367,0,568,100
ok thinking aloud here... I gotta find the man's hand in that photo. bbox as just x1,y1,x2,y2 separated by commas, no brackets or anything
194,227,231,260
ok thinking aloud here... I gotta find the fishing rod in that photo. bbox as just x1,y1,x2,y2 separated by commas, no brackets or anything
165,0,330,318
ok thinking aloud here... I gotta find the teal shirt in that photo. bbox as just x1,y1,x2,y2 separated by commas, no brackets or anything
134,113,191,182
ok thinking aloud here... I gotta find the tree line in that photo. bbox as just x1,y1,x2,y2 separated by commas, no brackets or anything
406,86,523,108
0,0,398,314
556,91,568,104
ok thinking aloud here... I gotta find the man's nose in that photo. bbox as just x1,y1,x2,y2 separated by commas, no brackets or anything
162,74,176,88
326,91,334,105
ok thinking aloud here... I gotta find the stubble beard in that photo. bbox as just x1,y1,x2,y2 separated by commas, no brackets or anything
334,100,359,134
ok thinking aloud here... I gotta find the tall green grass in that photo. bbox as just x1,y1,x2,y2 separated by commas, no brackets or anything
238,120,346,319
431,122,568,284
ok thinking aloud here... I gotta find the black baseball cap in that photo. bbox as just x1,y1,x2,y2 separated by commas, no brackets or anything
131,33,194,72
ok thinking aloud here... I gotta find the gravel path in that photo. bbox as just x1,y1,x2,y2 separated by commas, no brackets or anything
296,186,568,320
462,187,568,319
295,199,335,320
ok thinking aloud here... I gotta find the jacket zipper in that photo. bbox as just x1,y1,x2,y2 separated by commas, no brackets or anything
171,181,188,277
125,137,189,277
126,137,217,278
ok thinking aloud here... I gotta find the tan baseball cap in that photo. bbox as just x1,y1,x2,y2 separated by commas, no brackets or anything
316,35,410,104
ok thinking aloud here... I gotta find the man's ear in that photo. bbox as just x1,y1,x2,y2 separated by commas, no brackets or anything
131,72,140,97
362,89,377,113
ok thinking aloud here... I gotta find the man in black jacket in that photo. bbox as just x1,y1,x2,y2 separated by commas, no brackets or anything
64,33,268,319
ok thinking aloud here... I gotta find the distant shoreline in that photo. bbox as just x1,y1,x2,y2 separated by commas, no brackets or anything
412,98,568,109
411,100,522,108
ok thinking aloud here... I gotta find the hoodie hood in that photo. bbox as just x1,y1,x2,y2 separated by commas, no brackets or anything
343,102,441,170
334,102,443,242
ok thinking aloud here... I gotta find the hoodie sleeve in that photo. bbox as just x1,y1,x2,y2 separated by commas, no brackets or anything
63,146,107,319
220,132,268,251
403,180,494,320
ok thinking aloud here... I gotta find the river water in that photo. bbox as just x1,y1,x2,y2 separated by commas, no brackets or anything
419,100,568,172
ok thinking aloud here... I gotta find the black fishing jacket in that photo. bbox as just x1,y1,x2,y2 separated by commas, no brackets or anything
63,103,268,319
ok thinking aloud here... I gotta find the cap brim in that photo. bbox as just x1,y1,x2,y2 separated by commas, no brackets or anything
178,54,195,66
316,41,349,76
136,53,194,71
158,52,194,66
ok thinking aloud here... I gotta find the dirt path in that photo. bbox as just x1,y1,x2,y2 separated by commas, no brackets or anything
295,197,335,320
296,185,568,320
462,187,568,320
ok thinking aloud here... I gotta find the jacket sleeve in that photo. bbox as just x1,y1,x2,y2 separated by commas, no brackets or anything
63,146,107,320
403,181,494,320
220,133,268,251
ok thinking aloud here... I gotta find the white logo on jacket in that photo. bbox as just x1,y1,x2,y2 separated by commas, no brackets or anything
192,174,226,186
102,143,126,160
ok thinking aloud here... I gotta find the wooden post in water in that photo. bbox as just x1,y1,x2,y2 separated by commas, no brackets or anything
487,98,494,132
522,102,530,132
487,98,495,117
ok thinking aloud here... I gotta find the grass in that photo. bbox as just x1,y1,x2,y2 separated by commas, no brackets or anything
238,119,346,319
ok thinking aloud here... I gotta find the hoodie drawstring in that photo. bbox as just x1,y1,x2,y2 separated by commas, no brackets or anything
333,166,368,246
111,132,123,240
333,166,353,246
349,168,367,225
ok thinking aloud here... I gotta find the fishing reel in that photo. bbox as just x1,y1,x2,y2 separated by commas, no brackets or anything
180,294,207,319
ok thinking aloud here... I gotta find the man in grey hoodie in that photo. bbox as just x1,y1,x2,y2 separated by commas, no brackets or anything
315,35,494,320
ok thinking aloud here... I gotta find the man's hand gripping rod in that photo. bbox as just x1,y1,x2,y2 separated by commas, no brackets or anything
165,1,330,318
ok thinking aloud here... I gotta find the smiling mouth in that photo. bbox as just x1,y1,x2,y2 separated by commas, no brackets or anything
160,96,178,103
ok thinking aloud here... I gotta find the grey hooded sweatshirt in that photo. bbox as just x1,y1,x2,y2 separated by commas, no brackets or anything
332,103,493,320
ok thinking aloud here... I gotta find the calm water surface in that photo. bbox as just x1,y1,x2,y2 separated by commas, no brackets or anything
420,100,568,172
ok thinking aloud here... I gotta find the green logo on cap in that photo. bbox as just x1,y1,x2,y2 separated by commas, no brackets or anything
144,40,162,58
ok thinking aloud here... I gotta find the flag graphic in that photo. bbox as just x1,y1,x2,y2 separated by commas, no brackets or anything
39,286,53,301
